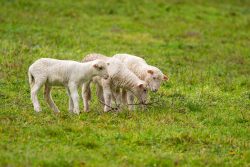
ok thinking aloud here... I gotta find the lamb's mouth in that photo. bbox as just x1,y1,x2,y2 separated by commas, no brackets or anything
103,75,109,79
152,89,158,92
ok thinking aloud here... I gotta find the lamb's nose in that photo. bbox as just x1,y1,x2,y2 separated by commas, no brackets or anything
104,75,109,79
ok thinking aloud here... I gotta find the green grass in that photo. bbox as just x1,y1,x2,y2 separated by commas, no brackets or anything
0,0,250,166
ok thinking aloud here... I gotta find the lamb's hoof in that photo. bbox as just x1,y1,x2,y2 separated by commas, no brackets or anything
84,108,90,112
34,107,41,113
104,109,111,112
54,110,61,115
104,106,111,112
73,110,80,115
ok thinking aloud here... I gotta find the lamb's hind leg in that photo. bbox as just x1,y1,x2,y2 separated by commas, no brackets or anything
67,88,74,113
31,82,43,112
82,82,91,112
44,83,60,113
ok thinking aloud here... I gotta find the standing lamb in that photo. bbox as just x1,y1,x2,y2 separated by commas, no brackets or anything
28,58,109,114
113,53,168,110
82,54,148,112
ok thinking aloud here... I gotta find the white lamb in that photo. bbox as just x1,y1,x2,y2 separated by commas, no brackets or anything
113,53,168,110
28,58,109,114
82,53,148,112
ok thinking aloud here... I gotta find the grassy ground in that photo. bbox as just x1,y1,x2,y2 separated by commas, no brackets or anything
0,0,250,166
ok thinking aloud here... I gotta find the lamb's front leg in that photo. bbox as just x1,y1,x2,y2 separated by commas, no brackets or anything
82,82,91,112
127,91,135,111
44,84,60,113
121,89,127,105
102,80,112,112
113,88,121,108
68,83,80,114
96,84,104,103
66,88,74,113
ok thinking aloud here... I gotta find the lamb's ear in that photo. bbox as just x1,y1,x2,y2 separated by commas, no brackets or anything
93,64,99,68
138,83,144,88
147,70,154,75
163,75,168,81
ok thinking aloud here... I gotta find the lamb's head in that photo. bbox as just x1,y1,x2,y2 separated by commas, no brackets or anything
132,81,148,104
144,66,168,92
92,60,109,79
105,58,123,77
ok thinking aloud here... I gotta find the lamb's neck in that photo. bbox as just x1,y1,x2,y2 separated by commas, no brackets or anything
111,70,140,90
79,62,95,79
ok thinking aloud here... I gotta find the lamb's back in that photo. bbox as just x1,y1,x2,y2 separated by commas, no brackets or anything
82,53,109,62
113,54,146,65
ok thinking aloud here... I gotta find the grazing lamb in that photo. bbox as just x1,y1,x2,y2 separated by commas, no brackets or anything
113,53,169,110
28,58,109,114
82,54,148,112
113,53,168,91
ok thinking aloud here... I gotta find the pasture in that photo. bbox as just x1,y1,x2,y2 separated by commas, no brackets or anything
0,0,249,166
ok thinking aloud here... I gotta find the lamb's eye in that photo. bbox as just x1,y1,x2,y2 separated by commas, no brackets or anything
153,77,156,80
144,89,147,92
99,67,103,70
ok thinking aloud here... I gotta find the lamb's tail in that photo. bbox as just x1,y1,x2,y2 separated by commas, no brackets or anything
28,68,34,88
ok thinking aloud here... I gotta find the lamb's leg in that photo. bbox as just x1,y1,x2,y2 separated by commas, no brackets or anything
103,89,112,112
102,80,112,112
82,82,91,112
44,83,60,113
121,89,127,105
113,88,121,107
69,83,80,114
127,91,135,111
96,84,104,104
31,82,43,112
66,88,74,113
139,92,148,110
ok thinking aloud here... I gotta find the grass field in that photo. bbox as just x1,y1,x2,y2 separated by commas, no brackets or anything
0,0,250,166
